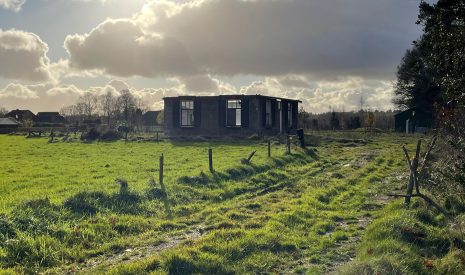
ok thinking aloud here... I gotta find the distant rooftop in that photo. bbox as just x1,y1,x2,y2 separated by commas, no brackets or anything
0,117,20,125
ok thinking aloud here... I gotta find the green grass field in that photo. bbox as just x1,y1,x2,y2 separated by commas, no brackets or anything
0,133,462,274
0,136,286,212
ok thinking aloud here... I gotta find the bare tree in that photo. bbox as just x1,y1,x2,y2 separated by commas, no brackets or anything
0,106,8,117
79,93,99,119
99,91,116,126
116,89,137,128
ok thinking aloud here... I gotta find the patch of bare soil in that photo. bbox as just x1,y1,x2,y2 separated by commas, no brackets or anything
343,151,379,168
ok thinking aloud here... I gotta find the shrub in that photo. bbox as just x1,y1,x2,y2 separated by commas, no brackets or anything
100,130,121,141
0,214,16,243
80,128,100,141
12,198,62,235
63,192,101,215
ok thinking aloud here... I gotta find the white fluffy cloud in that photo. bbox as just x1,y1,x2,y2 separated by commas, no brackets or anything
239,76,394,113
0,29,53,82
0,83,39,99
65,0,419,79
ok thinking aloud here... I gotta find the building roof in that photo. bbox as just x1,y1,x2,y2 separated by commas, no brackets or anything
164,94,302,103
394,107,432,117
143,111,160,117
0,117,20,126
6,109,34,115
37,112,61,116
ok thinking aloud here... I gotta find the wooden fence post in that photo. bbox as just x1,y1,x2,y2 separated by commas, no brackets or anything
268,140,271,158
287,136,291,154
209,147,214,173
404,140,421,206
159,154,164,186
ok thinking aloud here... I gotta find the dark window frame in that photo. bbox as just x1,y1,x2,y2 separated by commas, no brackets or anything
180,100,195,127
226,99,242,127
288,102,293,127
265,99,272,127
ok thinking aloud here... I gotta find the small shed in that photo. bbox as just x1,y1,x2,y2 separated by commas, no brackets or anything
0,117,20,133
394,107,434,133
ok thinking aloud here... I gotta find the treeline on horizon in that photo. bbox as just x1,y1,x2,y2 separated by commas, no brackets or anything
298,109,397,131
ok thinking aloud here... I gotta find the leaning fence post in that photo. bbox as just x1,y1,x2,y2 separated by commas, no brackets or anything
404,140,421,206
159,153,164,186
209,147,214,173
268,140,271,158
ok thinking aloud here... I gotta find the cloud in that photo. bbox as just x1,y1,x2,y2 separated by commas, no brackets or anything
239,75,395,113
65,0,420,79
0,83,39,99
65,19,198,78
0,0,111,12
0,82,82,111
0,29,53,82
0,79,175,112
0,0,25,12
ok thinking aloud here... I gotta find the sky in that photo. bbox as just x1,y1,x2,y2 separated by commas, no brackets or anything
0,0,426,113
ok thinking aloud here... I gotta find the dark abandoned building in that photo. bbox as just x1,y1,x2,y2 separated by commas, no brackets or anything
394,107,434,133
164,95,300,137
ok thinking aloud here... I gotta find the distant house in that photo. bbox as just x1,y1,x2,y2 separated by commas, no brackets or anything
34,112,66,124
0,117,20,133
394,107,434,133
164,95,301,137
5,109,36,121
143,111,161,127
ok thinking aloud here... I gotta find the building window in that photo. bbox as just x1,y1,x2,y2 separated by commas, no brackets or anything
227,99,241,127
288,102,293,126
265,100,272,127
180,100,194,127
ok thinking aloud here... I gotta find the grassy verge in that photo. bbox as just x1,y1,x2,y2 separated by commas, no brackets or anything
337,198,465,275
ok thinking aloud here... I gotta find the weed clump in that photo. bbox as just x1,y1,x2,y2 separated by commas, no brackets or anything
80,128,121,141
80,128,100,141
63,192,102,215
12,198,63,234
100,130,121,141
0,214,16,243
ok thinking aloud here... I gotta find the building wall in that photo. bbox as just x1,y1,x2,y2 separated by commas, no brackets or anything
394,108,434,133
164,96,299,137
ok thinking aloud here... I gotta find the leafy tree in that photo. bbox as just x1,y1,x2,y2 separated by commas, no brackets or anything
418,0,465,104
393,39,442,111
410,0,465,212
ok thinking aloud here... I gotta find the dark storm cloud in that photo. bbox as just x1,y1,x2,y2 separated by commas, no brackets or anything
65,0,421,79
